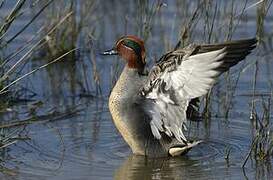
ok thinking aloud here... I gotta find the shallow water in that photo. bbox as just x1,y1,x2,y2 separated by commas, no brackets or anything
1,0,273,179
1,99,272,180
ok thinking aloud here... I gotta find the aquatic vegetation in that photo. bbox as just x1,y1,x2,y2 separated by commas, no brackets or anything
242,98,273,167
0,1,74,100
41,0,97,56
0,0,77,158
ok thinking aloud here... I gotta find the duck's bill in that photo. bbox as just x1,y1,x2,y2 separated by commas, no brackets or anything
101,49,118,55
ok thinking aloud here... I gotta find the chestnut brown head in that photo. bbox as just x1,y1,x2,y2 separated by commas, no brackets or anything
102,35,146,69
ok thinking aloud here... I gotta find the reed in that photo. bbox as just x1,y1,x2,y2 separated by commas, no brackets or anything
0,0,78,100
0,0,77,156
172,0,271,120
41,0,96,56
242,98,273,167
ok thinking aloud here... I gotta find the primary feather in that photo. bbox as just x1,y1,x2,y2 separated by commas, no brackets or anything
140,38,257,143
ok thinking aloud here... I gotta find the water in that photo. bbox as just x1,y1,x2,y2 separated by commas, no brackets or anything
1,100,271,180
0,0,273,179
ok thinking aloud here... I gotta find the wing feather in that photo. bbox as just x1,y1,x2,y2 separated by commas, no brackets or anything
140,38,257,143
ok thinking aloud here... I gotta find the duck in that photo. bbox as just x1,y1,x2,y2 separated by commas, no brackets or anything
102,35,257,157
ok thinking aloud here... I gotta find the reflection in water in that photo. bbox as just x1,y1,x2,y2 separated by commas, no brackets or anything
114,133,234,180
115,155,201,180
115,142,273,180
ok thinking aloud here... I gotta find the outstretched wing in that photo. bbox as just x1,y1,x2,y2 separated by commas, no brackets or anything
196,38,257,72
140,38,257,143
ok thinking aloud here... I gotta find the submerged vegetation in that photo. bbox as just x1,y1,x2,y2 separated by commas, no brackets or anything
0,0,272,179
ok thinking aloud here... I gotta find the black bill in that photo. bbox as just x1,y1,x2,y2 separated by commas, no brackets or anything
101,49,118,55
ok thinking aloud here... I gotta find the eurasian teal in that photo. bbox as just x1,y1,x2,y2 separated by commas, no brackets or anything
102,35,257,157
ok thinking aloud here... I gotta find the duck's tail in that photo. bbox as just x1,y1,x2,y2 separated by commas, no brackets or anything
169,140,202,157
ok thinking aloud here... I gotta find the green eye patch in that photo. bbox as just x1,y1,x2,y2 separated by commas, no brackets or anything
122,39,142,62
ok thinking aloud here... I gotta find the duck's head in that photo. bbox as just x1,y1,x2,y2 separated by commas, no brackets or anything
102,35,146,69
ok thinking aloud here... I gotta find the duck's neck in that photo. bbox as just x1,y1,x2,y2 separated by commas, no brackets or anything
112,66,142,97
108,65,145,152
